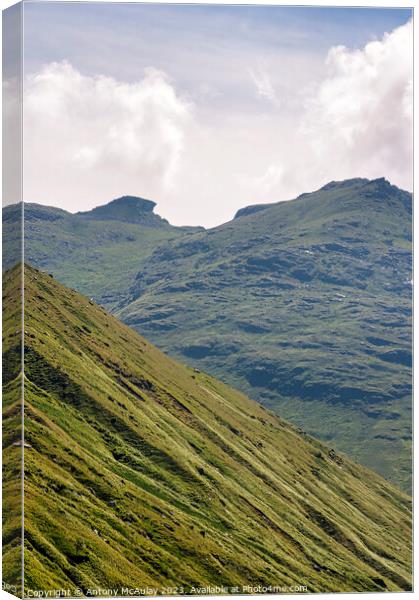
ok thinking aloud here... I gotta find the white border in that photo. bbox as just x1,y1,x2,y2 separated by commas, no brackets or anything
0,2,415,600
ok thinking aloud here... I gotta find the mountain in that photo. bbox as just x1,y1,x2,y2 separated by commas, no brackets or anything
77,196,164,226
2,178,412,490
2,264,412,593
234,202,276,219
117,178,412,491
2,198,202,310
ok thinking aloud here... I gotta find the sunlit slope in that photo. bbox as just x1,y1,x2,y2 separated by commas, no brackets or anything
3,265,412,593
2,264,23,596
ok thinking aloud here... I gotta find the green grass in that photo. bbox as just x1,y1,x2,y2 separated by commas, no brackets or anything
3,201,198,310
116,178,412,490
2,264,23,596
2,264,413,595
2,178,412,490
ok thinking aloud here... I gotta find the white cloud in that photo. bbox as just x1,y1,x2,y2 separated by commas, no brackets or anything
23,61,193,207
249,67,279,105
17,19,412,227
242,162,284,197
243,20,413,206
301,19,412,186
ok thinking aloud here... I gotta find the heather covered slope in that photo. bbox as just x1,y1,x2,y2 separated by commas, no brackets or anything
118,178,412,490
3,265,413,593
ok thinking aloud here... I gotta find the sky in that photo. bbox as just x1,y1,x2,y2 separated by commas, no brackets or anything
3,2,413,227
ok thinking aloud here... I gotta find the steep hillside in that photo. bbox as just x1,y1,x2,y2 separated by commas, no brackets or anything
2,197,201,310
2,265,412,594
2,264,23,596
118,178,412,490
2,178,412,489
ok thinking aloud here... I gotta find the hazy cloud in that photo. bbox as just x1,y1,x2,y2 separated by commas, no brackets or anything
3,78,22,206
242,162,284,197
19,18,412,226
249,67,279,105
244,19,413,206
300,19,413,188
23,61,193,208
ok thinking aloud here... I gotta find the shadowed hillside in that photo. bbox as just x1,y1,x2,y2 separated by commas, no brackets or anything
2,264,413,594
118,178,412,490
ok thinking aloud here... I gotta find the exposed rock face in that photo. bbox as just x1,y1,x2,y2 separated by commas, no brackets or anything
77,195,167,226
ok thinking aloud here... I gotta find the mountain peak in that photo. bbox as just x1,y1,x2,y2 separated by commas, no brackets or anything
234,202,275,220
76,195,167,226
233,178,372,220
318,177,370,192
109,195,157,212
234,177,409,221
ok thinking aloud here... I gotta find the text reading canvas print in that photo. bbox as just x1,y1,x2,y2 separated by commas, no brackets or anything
2,1,413,597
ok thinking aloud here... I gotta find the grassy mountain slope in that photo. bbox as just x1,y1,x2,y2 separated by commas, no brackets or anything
3,178,412,490
2,197,201,310
2,264,413,593
2,264,23,596
117,178,412,490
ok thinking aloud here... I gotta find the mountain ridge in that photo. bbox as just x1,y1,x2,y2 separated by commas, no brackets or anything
2,177,412,490
2,264,413,593
116,177,412,490
3,176,411,230
233,178,410,221
2,198,202,311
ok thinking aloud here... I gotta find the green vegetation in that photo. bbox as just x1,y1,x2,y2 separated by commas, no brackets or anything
2,197,201,310
2,264,413,594
2,263,23,597
3,178,412,490
118,178,413,491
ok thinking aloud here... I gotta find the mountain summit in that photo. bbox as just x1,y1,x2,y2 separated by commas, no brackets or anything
3,196,202,310
234,178,408,220
77,195,165,226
